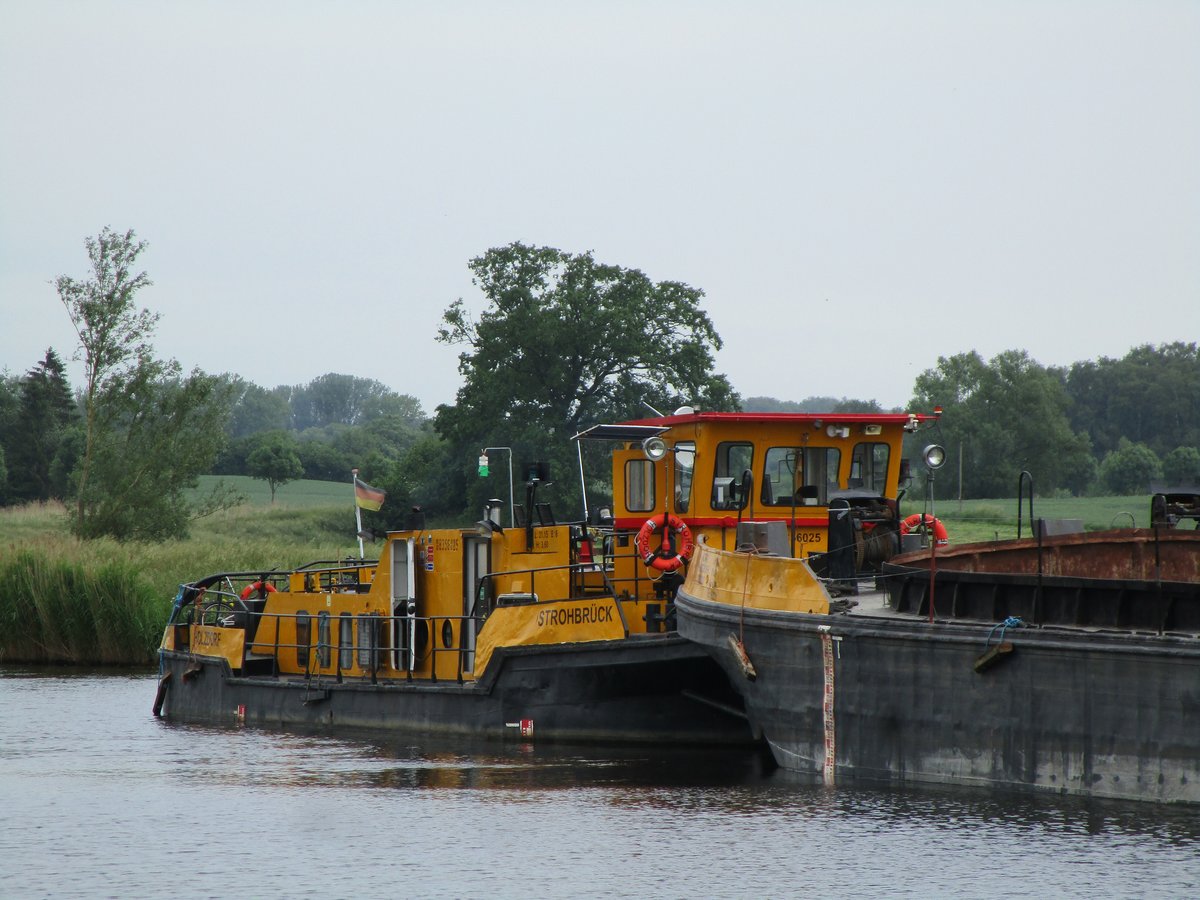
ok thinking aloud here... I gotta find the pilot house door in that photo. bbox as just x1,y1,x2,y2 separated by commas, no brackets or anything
391,538,416,671
461,534,489,672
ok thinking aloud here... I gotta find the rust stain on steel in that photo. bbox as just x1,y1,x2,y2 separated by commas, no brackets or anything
893,530,1200,585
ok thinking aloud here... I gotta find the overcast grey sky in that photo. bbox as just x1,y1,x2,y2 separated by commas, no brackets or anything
2,1,1197,416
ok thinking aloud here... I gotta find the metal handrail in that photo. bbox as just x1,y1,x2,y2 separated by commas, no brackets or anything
182,608,483,684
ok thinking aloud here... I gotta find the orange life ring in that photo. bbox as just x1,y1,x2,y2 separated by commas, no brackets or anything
636,513,695,572
900,513,949,545
240,581,278,601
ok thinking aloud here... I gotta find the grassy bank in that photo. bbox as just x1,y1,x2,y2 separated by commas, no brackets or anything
1,480,1158,666
0,478,367,666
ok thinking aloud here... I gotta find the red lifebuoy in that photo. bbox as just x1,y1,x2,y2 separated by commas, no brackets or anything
240,581,278,601
900,513,949,545
636,513,695,572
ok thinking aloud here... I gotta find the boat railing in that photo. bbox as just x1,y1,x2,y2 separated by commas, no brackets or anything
243,609,484,684
479,561,616,609
174,599,484,685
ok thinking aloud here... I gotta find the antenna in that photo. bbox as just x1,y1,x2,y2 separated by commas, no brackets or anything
642,400,666,417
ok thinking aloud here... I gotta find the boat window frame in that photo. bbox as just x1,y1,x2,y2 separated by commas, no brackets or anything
673,441,696,514
849,441,891,495
317,611,331,668
761,446,800,507
338,612,353,671
711,441,754,510
356,614,376,670
625,457,656,513
296,611,311,668
760,445,842,506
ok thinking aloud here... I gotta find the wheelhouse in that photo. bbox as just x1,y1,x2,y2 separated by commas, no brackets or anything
581,410,938,584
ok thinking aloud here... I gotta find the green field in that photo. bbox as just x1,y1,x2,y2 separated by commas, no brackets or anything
193,474,355,509
923,494,1155,544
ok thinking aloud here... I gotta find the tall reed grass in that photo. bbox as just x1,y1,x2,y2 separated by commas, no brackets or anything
0,496,361,666
0,549,161,665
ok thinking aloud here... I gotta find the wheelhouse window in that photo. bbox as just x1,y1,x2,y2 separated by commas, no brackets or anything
711,442,753,510
625,459,655,512
761,447,799,506
674,442,695,514
761,446,842,506
849,442,890,494
808,447,841,504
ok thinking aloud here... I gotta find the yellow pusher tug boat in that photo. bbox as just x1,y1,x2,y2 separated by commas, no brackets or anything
154,408,933,744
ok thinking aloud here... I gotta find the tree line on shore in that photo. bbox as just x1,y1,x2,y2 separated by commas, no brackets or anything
2,228,1198,543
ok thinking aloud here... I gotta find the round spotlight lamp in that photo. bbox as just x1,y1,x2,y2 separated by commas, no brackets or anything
923,444,947,470
642,436,668,461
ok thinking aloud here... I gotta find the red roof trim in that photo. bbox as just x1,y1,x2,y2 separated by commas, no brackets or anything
618,411,935,427
615,516,830,530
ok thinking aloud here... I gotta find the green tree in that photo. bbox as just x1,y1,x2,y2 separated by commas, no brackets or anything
435,243,738,517
1162,446,1200,488
222,376,291,438
5,349,79,503
368,432,452,531
245,430,305,502
287,373,424,430
1098,439,1163,494
295,436,348,481
1067,343,1200,458
56,227,233,539
742,395,890,413
0,371,21,503
911,350,1095,498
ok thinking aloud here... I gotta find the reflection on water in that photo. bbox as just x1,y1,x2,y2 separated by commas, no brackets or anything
2,668,1199,899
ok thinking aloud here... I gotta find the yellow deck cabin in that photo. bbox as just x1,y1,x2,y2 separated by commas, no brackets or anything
158,408,936,736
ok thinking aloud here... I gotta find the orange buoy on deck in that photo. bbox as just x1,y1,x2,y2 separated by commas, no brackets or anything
900,513,949,545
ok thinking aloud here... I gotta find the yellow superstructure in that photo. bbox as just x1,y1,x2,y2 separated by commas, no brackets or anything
163,409,935,686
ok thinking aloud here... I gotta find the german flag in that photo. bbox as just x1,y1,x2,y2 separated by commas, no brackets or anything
354,477,386,511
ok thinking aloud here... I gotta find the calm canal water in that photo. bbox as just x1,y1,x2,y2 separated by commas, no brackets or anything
2,667,1199,899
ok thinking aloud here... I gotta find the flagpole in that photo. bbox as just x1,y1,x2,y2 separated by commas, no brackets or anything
352,467,364,558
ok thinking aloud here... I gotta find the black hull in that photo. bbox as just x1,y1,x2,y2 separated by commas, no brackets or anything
157,635,755,746
676,591,1200,803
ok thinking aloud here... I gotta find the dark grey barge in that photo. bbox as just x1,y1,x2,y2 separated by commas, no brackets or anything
675,529,1200,804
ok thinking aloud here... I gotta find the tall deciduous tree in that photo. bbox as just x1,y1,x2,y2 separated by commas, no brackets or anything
222,376,291,438
435,243,738,516
287,373,424,430
1067,343,1200,459
57,227,233,539
57,227,156,527
911,350,1094,498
